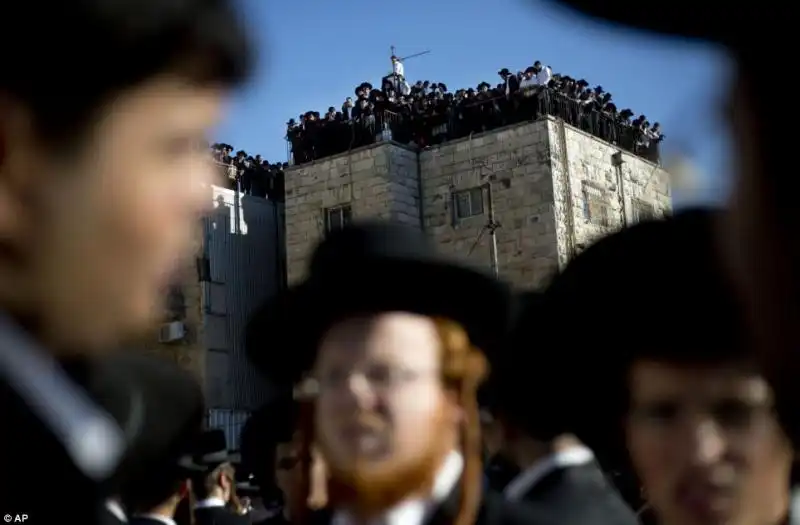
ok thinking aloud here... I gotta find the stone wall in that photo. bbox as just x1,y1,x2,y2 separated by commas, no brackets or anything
283,141,420,284
283,117,671,290
549,119,671,266
420,120,559,288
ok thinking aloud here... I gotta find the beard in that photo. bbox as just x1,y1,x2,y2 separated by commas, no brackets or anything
321,408,454,519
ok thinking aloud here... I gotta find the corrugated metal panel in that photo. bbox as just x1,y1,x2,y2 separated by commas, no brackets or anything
205,408,250,451
205,349,231,407
202,187,285,411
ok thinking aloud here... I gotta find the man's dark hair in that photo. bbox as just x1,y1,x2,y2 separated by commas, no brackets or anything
1,0,253,147
121,465,188,514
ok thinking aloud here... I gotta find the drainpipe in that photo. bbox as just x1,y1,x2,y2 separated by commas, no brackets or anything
482,181,500,278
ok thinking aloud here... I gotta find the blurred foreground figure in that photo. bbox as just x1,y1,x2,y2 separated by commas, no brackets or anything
249,222,549,525
541,0,800,453
525,209,796,525
486,292,638,525
98,355,207,525
239,392,330,525
0,0,252,522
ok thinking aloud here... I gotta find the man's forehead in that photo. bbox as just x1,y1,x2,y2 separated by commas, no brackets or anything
98,76,224,137
317,312,441,360
629,359,771,403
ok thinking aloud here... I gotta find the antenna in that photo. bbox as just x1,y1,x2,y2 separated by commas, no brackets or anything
389,45,431,67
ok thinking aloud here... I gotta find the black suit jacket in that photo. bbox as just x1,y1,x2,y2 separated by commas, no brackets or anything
513,462,638,525
0,319,124,525
254,508,331,525
194,506,251,525
317,486,564,525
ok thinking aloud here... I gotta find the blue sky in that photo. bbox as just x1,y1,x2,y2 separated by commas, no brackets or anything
216,0,733,206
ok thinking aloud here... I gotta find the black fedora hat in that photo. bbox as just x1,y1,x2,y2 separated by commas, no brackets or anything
524,208,749,468
484,291,573,441
247,221,513,388
68,354,207,491
194,429,232,467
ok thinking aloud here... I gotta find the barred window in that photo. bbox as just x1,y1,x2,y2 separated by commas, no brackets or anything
325,205,352,234
454,187,485,220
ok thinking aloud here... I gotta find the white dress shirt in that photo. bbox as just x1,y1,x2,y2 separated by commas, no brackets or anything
519,77,537,93
332,451,463,525
536,66,552,87
105,499,128,523
194,497,227,509
0,314,125,481
392,60,405,78
503,446,594,501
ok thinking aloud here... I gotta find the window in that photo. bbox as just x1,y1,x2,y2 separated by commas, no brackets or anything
325,204,352,233
454,187,485,220
583,186,610,227
632,199,656,223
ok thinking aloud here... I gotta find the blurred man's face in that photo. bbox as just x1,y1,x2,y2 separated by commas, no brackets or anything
314,313,451,472
274,437,327,509
0,75,223,353
626,359,792,525
313,311,459,510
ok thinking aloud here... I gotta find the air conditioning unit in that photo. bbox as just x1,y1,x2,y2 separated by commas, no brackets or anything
158,321,186,343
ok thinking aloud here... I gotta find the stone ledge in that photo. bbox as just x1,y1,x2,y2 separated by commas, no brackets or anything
285,140,418,174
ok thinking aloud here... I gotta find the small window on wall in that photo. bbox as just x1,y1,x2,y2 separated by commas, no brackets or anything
632,199,656,223
454,187,485,220
325,204,352,234
582,185,609,227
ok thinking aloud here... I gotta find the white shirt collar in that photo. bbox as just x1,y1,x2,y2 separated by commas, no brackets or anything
0,314,126,481
503,445,594,501
132,513,176,525
194,497,227,509
105,499,127,522
332,450,463,525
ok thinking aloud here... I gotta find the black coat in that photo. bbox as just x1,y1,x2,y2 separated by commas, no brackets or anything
316,486,563,525
0,318,124,525
511,462,638,525
194,506,251,525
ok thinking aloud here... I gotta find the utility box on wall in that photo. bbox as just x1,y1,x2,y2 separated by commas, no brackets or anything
139,184,287,412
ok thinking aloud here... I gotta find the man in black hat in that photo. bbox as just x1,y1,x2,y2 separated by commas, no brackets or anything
524,209,797,525
0,0,252,523
192,429,250,525
68,353,208,525
486,292,638,525
239,393,330,525
117,371,206,525
537,0,800,452
498,69,520,97
248,221,556,525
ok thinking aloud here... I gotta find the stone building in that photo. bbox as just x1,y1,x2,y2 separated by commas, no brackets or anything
284,116,671,289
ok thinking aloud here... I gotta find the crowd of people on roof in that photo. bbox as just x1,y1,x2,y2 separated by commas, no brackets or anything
287,58,664,164
211,143,287,201
286,59,662,166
